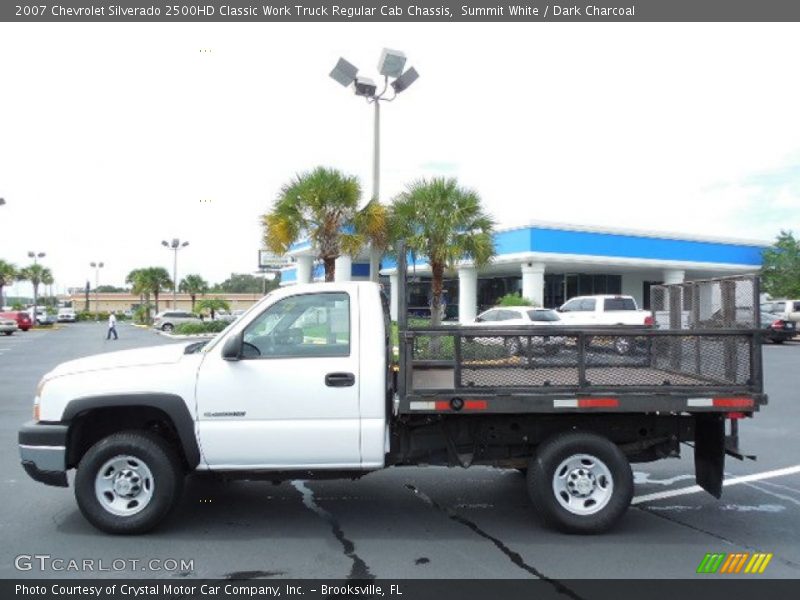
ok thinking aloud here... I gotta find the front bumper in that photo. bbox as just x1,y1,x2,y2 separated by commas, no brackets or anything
19,420,69,487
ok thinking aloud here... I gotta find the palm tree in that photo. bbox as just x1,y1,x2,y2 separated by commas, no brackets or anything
196,297,230,321
391,177,496,327
41,268,54,307
126,268,150,316
126,267,172,316
179,274,209,311
143,267,173,314
262,166,365,282
19,264,47,310
0,260,17,309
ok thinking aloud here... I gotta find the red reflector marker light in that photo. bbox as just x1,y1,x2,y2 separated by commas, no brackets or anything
578,397,619,408
713,397,754,408
464,400,488,410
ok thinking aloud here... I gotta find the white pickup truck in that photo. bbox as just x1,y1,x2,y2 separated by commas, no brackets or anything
557,295,653,326
19,260,766,536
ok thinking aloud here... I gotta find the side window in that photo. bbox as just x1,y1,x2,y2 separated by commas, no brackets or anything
561,299,581,312
241,293,350,359
477,310,497,322
498,310,520,321
580,299,596,311
793,302,800,312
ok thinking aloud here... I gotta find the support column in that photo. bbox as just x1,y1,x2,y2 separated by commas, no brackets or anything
389,273,399,321
458,266,478,324
334,255,352,282
521,262,545,306
663,269,685,285
296,255,313,284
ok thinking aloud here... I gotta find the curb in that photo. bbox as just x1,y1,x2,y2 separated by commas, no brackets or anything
156,331,216,340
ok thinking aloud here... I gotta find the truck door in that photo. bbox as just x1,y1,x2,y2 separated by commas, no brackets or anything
195,290,361,469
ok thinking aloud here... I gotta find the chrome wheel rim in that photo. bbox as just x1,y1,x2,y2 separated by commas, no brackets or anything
552,453,613,515
94,455,154,516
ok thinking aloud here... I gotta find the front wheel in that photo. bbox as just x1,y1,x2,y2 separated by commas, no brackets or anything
527,432,632,534
75,431,184,534
161,323,174,332
4,331,12,336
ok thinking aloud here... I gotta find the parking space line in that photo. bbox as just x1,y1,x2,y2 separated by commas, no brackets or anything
632,464,800,505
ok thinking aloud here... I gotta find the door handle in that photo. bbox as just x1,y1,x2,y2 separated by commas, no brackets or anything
325,372,355,387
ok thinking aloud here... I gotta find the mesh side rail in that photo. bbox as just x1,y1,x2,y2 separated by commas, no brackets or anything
407,328,757,391
651,275,759,331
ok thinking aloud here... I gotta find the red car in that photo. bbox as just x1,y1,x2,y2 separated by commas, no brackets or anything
0,311,33,332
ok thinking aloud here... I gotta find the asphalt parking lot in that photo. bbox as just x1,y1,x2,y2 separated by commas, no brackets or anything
1,323,799,581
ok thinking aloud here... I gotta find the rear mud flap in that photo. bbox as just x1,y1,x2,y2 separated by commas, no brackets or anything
694,415,725,498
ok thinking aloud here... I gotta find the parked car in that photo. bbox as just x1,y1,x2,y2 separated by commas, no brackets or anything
761,310,796,344
761,300,800,325
57,308,77,323
466,306,564,355
216,309,246,323
0,316,18,335
33,309,57,326
152,310,202,332
0,311,32,332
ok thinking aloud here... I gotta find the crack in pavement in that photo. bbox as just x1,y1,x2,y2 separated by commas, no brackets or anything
292,480,374,580
405,484,584,600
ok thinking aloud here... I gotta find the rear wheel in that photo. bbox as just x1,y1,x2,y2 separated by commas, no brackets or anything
527,432,632,534
75,431,184,534
4,331,11,336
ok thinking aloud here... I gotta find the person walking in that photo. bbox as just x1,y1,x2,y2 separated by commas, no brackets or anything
107,311,118,340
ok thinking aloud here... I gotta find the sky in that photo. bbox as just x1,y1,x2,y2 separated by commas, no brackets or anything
1,22,799,297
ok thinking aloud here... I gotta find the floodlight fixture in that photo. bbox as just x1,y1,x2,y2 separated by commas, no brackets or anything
329,57,359,87
391,67,419,94
353,76,378,97
161,240,169,247
0,198,5,206
378,48,407,77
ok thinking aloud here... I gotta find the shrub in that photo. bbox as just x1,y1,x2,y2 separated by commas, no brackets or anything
497,293,536,307
174,320,229,335
76,311,128,322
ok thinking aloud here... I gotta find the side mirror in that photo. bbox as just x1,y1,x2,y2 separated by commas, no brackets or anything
221,333,242,361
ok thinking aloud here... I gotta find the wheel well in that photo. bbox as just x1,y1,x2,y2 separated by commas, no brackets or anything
67,406,188,470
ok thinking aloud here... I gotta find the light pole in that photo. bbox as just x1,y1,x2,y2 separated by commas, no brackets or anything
162,238,189,309
330,49,419,281
27,251,46,322
89,261,104,319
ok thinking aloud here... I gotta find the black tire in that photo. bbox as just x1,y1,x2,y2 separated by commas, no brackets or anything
4,331,12,336
772,339,784,345
161,323,174,332
527,432,632,534
75,431,184,534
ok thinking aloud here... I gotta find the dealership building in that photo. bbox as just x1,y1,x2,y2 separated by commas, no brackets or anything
279,221,767,323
